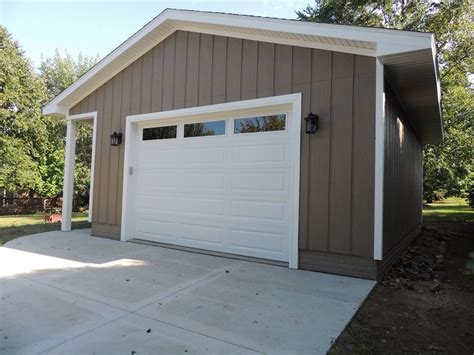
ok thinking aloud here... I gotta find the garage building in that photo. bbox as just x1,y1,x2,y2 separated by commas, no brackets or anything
43,9,442,279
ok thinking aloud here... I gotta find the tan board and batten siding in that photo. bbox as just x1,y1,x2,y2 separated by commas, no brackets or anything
70,30,378,278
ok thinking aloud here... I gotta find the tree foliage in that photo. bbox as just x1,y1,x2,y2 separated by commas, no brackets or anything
0,26,97,203
39,50,97,205
39,50,98,98
0,26,52,195
298,0,473,200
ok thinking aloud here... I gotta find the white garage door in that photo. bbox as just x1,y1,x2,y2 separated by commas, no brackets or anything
129,107,299,263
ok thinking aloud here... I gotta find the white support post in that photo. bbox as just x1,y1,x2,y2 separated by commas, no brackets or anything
373,59,385,260
62,119,76,232
88,115,98,223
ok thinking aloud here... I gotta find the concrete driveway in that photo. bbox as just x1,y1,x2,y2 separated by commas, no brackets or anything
1,229,375,354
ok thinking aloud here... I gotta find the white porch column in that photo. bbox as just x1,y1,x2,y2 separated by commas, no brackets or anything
62,119,76,232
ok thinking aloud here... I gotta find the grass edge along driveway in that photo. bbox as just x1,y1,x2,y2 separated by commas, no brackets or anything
0,212,89,246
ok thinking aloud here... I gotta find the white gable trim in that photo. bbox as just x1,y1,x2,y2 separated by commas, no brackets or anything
43,9,434,117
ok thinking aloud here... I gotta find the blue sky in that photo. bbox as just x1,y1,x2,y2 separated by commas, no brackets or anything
1,0,311,69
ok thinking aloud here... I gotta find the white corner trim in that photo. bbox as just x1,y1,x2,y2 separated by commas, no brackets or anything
373,60,385,260
289,93,302,269
120,93,302,269
120,117,137,243
65,112,98,224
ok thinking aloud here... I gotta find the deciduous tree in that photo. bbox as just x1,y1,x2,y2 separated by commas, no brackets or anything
298,0,473,200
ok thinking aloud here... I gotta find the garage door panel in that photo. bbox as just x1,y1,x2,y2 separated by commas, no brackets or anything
137,149,178,166
136,185,178,195
178,198,224,216
231,200,285,221
138,194,178,212
179,223,224,244
182,147,226,165
136,218,181,239
137,173,179,189
131,110,296,263
231,172,286,193
182,173,225,192
229,228,284,252
232,144,287,163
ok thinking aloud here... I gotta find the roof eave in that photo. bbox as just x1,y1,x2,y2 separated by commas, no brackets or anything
42,103,67,117
42,9,437,116
42,9,443,143
380,36,443,144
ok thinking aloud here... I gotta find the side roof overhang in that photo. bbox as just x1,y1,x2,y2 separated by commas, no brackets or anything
43,8,443,143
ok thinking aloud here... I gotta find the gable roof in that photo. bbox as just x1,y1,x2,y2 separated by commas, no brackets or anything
43,8,442,143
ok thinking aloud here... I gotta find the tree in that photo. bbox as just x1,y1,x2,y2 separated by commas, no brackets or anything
0,26,98,204
0,26,51,195
39,50,98,206
0,136,41,192
297,0,474,200
39,50,98,98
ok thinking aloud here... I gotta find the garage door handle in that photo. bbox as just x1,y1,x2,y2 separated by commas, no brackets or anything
129,167,133,176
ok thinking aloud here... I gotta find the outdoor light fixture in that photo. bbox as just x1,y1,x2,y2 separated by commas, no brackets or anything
304,112,319,134
110,131,122,146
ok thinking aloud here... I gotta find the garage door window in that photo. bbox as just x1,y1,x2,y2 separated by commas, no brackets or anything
234,114,286,134
184,120,226,138
143,125,177,140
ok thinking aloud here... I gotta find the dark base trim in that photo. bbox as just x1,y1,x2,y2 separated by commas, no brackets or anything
299,249,378,280
91,222,120,240
377,224,421,279
89,221,421,280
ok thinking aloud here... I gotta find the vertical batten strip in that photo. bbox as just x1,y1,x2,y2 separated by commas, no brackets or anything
308,49,332,251
98,79,114,224
116,65,133,224
328,52,353,254
92,85,105,222
107,72,123,224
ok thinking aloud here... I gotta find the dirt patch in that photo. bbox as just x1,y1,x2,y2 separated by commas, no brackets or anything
330,220,474,354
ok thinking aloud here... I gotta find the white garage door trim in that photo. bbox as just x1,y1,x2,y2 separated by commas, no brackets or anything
121,93,302,269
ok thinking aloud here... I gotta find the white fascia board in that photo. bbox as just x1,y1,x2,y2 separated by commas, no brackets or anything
167,10,433,56
175,22,376,57
43,9,173,116
376,33,433,57
431,35,444,141
168,10,429,43
42,103,68,117
42,8,435,117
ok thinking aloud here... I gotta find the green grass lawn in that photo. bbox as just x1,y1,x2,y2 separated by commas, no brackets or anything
0,198,471,247
423,197,473,222
0,212,88,228
0,212,90,246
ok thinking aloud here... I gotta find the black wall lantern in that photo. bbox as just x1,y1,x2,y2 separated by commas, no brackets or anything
304,112,319,134
110,131,122,146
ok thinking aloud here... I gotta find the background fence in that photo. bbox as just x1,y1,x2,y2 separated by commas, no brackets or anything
0,197,63,215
